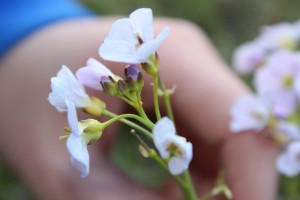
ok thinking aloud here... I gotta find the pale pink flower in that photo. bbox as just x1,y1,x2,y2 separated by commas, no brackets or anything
230,94,269,132
233,41,266,75
76,58,114,90
254,50,300,118
257,22,300,50
277,141,300,177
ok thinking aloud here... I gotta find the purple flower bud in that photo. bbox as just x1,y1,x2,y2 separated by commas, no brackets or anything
100,76,110,83
125,64,140,80
100,76,118,96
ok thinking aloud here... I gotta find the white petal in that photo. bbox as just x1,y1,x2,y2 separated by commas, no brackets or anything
276,121,300,140
232,41,266,75
67,134,90,178
137,27,170,60
294,74,300,99
277,152,300,177
48,66,90,111
104,19,137,43
276,142,300,177
230,94,269,132
129,8,154,42
100,40,141,63
168,157,188,175
86,58,114,76
153,117,176,148
65,98,81,136
76,58,113,90
99,19,140,63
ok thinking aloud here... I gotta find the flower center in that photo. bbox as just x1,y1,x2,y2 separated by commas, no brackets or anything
167,142,183,157
281,37,296,50
282,75,294,88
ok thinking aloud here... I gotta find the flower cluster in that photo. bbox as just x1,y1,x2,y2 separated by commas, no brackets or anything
48,8,193,181
230,20,300,177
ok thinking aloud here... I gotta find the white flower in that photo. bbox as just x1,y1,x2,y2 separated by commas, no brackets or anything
65,98,90,178
153,117,193,175
76,58,114,90
48,66,91,112
257,22,300,50
99,8,170,64
232,41,266,75
254,50,300,118
230,94,269,132
277,141,300,177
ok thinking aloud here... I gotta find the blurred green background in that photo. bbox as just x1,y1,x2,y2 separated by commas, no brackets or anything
1,0,300,199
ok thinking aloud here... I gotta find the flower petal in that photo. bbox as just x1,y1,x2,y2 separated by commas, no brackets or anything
48,65,90,111
232,41,266,75
168,157,187,175
276,142,300,177
153,117,176,148
137,27,170,60
67,134,90,178
276,121,300,140
129,8,153,42
230,94,269,132
76,58,114,90
99,19,141,63
65,97,81,136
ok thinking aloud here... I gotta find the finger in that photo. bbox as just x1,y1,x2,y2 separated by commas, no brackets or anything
222,133,278,200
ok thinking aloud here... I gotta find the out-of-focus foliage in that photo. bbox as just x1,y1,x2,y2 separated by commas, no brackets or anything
0,164,34,200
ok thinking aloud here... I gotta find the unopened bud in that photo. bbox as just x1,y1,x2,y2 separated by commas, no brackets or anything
79,119,104,145
84,96,106,116
117,79,129,95
142,53,160,76
100,76,119,96
138,145,149,158
124,64,144,92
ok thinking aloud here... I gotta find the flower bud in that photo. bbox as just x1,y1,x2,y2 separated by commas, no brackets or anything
117,79,130,95
100,76,119,96
83,96,106,116
124,64,144,92
79,119,103,145
141,53,160,76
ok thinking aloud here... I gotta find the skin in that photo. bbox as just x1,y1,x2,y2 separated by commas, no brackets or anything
0,17,278,200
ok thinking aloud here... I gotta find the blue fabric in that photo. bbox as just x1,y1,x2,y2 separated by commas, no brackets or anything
0,0,94,58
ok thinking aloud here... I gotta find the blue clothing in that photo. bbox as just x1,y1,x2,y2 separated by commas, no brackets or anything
0,0,94,58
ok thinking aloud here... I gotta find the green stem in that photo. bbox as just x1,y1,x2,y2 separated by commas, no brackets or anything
102,111,197,200
159,76,174,121
102,110,153,139
282,175,300,200
152,73,161,121
135,91,153,125
181,171,198,200
150,151,183,185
